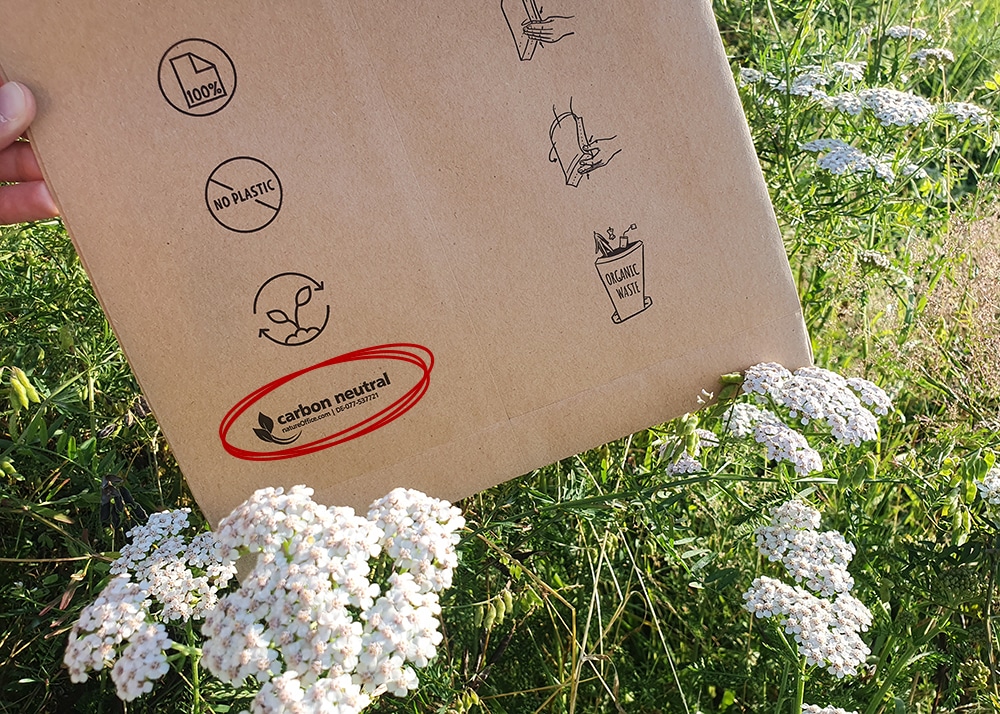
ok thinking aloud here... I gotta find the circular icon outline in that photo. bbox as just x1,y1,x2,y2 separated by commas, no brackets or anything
158,38,237,117
253,272,330,347
205,156,283,233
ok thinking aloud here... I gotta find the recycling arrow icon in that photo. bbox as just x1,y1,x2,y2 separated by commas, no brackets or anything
253,272,330,347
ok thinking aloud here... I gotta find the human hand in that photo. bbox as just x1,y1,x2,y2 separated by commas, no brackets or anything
579,135,621,175
522,13,575,44
0,81,58,225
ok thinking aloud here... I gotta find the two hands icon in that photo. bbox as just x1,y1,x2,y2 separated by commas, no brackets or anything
502,1,574,61
549,105,621,187
521,10,574,45
578,135,621,176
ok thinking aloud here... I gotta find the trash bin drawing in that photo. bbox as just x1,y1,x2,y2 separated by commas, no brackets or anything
594,225,652,324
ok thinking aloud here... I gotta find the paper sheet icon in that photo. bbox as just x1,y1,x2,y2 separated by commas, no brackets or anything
169,52,227,109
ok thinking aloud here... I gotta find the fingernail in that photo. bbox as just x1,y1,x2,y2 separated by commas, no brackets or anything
0,82,27,124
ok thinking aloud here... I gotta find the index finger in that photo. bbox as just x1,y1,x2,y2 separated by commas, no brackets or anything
0,141,45,183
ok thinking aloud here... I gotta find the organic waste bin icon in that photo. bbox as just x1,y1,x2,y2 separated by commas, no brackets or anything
594,224,652,324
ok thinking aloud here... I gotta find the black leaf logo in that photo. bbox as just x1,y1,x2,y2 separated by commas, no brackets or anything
254,427,277,443
258,412,275,432
252,411,300,445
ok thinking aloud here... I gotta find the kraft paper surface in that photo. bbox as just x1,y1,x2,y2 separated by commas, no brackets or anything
0,0,812,524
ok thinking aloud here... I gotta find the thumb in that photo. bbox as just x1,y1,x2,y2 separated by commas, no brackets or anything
0,82,36,149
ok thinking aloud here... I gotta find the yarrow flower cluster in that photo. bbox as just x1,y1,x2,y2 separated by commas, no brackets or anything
723,363,892,475
941,101,991,125
800,139,895,183
767,67,831,99
744,363,891,444
111,508,237,621
731,404,824,476
65,486,464,712
666,452,702,476
910,47,954,67
976,467,1000,506
744,502,872,678
756,502,856,596
857,87,935,126
63,577,166,701
64,509,237,701
831,61,866,81
884,25,931,41
201,486,464,714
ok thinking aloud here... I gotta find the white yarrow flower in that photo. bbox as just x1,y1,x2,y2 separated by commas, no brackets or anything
666,452,703,476
941,101,991,125
884,25,930,41
742,362,793,401
977,467,1000,506
756,502,856,596
857,87,935,126
765,67,831,100
800,140,896,183
201,485,463,712
63,575,173,700
745,502,871,679
910,47,954,67
723,403,823,475
822,92,864,116
831,61,866,81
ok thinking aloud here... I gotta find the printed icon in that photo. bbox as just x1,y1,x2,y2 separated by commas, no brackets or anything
253,273,330,347
549,101,621,187
502,0,575,61
253,412,300,445
593,223,652,324
206,157,282,233
158,39,236,117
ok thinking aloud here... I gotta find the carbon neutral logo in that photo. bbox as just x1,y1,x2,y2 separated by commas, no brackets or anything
252,372,391,445
220,344,433,462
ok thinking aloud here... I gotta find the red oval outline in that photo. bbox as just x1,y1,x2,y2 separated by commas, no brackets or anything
219,343,433,461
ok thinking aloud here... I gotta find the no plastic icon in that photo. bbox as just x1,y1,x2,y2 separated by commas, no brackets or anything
158,38,237,117
206,157,283,233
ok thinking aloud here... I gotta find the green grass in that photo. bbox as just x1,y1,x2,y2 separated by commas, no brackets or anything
3,0,1000,711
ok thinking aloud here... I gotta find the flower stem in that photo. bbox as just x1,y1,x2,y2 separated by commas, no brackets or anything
793,656,806,714
188,622,202,714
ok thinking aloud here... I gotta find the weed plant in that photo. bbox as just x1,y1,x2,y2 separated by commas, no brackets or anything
3,0,1000,712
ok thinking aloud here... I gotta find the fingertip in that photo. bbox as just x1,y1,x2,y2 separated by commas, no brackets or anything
0,81,37,146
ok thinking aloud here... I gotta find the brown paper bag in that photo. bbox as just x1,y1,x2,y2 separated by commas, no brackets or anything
0,1,811,524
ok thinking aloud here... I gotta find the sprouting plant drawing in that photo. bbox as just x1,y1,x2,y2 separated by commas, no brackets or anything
266,285,312,333
253,272,330,347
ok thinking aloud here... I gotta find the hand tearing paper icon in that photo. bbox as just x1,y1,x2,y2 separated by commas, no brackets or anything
549,101,622,187
521,10,575,45
501,0,574,61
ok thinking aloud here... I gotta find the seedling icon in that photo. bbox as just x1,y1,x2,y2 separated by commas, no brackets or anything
253,273,330,347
